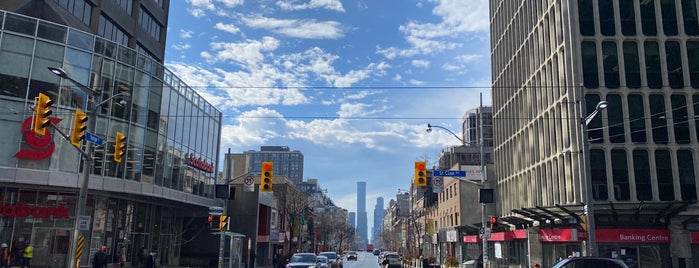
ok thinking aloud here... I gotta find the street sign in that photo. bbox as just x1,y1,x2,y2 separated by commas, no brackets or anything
244,176,254,192
209,206,224,215
432,170,466,177
77,215,91,231
85,132,103,146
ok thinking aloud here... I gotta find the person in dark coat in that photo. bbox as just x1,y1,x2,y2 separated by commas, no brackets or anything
249,250,256,268
93,246,108,268
143,249,156,268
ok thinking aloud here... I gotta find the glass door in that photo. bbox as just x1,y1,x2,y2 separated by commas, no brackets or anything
32,228,70,267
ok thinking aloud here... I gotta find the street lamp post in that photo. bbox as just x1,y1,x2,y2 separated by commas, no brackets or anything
426,92,488,267
49,67,129,268
580,100,608,256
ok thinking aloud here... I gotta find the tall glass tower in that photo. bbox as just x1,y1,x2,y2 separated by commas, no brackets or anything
357,181,368,246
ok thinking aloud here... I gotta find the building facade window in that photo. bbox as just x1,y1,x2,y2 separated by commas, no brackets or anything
611,149,630,201
590,149,608,201
139,9,161,42
607,94,625,143
649,94,669,143
655,150,674,201
633,150,653,200
114,0,133,15
686,42,699,88
671,95,690,144
602,41,620,89
581,41,599,88
665,41,684,89
620,0,637,36
54,0,92,26
98,15,129,46
644,41,662,89
627,94,647,142
682,0,699,35
599,0,616,36
660,0,678,36
677,150,697,200
623,41,641,88
578,0,595,36
640,0,658,36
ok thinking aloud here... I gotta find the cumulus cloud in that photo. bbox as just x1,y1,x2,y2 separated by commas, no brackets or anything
214,22,241,34
180,29,194,39
277,0,346,12
242,15,344,39
171,44,192,50
411,59,430,68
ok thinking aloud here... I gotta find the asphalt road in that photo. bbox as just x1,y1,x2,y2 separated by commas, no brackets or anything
343,251,381,268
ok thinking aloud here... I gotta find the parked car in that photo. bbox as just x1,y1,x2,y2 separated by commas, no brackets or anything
373,249,381,256
552,257,629,268
346,251,358,261
318,251,342,268
317,255,330,268
381,252,402,268
286,253,320,268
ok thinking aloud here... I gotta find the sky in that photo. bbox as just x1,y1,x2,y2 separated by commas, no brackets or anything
164,0,491,239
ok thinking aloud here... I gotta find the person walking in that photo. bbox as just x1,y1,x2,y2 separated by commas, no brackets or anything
249,250,256,268
143,249,157,268
1,243,10,268
21,241,32,268
93,246,108,268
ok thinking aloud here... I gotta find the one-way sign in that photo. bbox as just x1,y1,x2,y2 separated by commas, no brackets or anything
432,170,466,177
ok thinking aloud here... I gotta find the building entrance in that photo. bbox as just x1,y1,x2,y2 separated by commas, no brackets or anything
32,228,70,268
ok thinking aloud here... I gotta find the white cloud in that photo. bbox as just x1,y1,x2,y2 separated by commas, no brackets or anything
202,37,280,66
408,79,425,86
217,0,244,8
411,59,430,68
242,15,344,39
180,29,194,39
214,22,241,34
171,44,192,50
277,0,346,12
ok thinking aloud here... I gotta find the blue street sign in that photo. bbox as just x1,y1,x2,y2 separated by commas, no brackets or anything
432,170,466,177
85,132,104,146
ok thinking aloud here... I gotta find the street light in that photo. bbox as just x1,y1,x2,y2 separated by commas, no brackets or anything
426,92,488,266
49,67,129,268
580,100,608,256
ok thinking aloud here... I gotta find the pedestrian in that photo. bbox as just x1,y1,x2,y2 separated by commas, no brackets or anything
93,246,108,268
21,241,32,268
143,249,157,268
249,250,256,268
421,256,429,268
1,243,10,268
139,247,148,266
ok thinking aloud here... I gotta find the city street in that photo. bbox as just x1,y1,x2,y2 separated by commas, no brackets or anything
343,251,381,268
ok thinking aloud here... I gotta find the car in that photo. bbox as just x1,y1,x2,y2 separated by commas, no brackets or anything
317,255,330,268
346,251,358,261
552,257,629,268
373,249,381,256
286,253,320,268
318,251,342,268
381,252,402,268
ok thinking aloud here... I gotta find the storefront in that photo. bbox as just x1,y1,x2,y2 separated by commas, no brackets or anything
462,229,528,268
539,229,586,266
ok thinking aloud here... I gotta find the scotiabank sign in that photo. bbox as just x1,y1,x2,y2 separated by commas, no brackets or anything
0,202,70,219
14,116,62,160
539,229,587,242
188,153,214,173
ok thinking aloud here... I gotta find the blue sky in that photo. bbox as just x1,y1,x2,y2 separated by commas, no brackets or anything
164,0,491,236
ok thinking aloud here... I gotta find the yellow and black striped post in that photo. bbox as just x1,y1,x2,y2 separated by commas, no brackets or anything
76,235,84,268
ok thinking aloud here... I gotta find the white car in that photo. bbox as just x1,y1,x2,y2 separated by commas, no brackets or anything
286,253,320,268
317,255,330,268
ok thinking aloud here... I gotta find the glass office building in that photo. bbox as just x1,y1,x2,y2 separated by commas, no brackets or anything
0,11,221,267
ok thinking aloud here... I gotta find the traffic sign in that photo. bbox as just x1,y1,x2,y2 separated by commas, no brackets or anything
85,132,103,146
78,215,91,231
209,206,224,215
432,170,466,177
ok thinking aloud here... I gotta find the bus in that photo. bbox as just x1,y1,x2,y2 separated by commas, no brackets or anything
366,244,374,252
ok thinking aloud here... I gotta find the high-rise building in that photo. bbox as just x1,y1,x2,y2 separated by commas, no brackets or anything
349,212,356,228
356,181,368,246
372,197,385,246
1,0,169,62
244,146,304,185
437,106,494,170
0,6,220,267
490,0,699,266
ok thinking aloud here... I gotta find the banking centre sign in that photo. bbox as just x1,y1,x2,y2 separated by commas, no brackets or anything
0,202,70,219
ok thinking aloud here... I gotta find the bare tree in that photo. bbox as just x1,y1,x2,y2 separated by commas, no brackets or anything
273,184,308,257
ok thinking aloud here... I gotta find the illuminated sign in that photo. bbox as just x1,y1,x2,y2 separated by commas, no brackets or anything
188,153,214,173
0,202,70,219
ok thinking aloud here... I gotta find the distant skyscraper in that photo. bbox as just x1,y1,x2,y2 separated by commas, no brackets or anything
356,181,368,245
372,197,385,246
349,212,356,228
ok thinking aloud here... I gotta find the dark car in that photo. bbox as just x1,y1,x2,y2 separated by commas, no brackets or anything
318,251,342,268
346,251,358,261
552,257,629,268
285,253,320,268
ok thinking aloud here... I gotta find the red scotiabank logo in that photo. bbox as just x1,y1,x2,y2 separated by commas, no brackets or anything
188,153,214,173
0,201,70,219
14,116,61,160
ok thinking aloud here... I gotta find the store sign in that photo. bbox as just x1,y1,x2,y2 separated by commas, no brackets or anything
14,116,62,160
188,153,214,173
596,228,670,243
0,202,70,219
539,229,586,242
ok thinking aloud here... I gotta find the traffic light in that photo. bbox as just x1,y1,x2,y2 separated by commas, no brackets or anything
490,216,498,229
260,161,273,192
114,131,126,163
70,109,88,146
414,161,427,187
33,92,54,136
219,215,229,230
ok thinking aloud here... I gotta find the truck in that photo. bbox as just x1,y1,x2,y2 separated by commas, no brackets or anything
366,244,374,252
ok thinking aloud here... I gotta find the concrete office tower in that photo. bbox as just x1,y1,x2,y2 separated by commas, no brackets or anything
0,0,170,62
349,212,356,228
356,181,368,246
372,197,385,247
490,0,699,266
245,146,304,185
